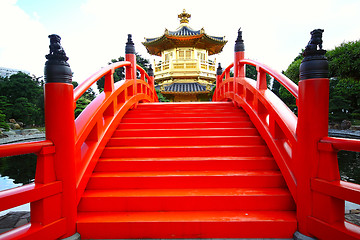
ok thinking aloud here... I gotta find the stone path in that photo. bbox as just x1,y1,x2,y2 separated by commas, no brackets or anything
0,211,30,234
0,133,45,145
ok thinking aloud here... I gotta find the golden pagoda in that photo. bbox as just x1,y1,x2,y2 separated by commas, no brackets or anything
142,9,227,102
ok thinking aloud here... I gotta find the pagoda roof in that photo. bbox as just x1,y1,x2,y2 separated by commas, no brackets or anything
159,82,209,94
142,10,227,56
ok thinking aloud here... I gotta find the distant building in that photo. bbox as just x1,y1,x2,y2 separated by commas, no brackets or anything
0,67,30,78
142,10,227,102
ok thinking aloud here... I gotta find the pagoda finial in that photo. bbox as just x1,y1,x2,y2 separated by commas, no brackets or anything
178,9,191,24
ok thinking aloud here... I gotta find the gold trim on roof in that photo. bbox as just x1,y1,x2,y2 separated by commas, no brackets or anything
178,9,191,24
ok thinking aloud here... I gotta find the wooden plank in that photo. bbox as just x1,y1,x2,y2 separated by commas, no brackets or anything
0,181,62,212
311,178,360,205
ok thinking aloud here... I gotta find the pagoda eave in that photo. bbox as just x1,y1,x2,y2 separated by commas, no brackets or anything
143,34,227,56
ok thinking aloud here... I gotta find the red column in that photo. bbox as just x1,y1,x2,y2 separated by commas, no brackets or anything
43,34,77,238
125,34,136,80
214,63,223,101
147,64,155,96
125,34,137,99
295,29,331,238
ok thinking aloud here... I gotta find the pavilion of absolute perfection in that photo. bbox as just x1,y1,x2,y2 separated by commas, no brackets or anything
142,10,228,102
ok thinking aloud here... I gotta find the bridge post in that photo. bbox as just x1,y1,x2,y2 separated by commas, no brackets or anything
234,28,245,97
295,29,340,239
125,34,137,97
147,64,154,89
43,35,79,239
214,63,223,101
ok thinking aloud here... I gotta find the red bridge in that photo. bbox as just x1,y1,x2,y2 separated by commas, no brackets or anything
0,30,359,240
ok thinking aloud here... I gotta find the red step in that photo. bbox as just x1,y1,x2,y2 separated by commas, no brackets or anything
77,102,296,239
107,135,263,146
117,121,254,129
77,210,297,239
112,127,260,137
121,115,251,123
78,188,295,212
86,170,286,189
135,102,236,110
95,157,279,172
101,145,271,158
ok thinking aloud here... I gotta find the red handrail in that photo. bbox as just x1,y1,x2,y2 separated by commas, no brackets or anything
240,59,299,99
320,136,360,152
0,140,53,158
74,61,131,101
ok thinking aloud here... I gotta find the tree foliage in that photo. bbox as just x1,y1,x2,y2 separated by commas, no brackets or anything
327,40,360,81
279,41,360,123
96,53,150,92
72,81,96,118
0,73,44,126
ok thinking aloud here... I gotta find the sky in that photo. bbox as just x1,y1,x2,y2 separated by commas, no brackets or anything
0,0,359,84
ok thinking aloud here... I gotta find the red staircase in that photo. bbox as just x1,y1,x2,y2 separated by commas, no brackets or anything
77,102,297,239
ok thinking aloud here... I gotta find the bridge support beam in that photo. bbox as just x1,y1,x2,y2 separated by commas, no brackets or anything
44,34,78,238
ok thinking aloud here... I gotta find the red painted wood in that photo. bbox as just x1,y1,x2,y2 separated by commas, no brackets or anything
86,170,286,189
107,136,263,146
95,157,278,172
77,211,297,239
78,188,295,212
77,102,296,238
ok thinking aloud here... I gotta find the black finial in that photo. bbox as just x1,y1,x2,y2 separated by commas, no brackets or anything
217,63,223,76
147,64,154,77
125,34,135,54
235,28,245,52
46,34,69,65
300,29,328,80
44,34,72,83
303,29,326,57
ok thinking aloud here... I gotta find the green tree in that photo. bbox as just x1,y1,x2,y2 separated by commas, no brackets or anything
0,73,44,126
280,41,360,122
0,110,9,131
10,97,41,125
155,89,170,102
96,53,150,92
245,65,272,88
279,57,303,113
327,40,360,81
72,81,97,118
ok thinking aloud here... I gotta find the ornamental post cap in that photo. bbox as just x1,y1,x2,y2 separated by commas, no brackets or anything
44,34,72,83
125,34,135,54
300,29,328,80
235,28,245,52
303,29,326,57
178,9,191,24
46,34,69,64
217,63,223,76
147,64,154,77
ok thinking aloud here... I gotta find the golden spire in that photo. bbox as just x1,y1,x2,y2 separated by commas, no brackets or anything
178,9,191,24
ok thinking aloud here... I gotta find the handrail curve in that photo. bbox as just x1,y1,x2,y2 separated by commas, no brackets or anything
240,59,299,98
74,61,131,101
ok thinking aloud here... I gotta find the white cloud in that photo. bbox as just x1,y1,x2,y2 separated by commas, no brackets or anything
1,0,359,84
0,0,48,77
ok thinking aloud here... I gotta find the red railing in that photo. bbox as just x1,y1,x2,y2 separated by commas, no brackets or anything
0,141,67,240
0,34,158,239
74,61,157,205
213,32,360,239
